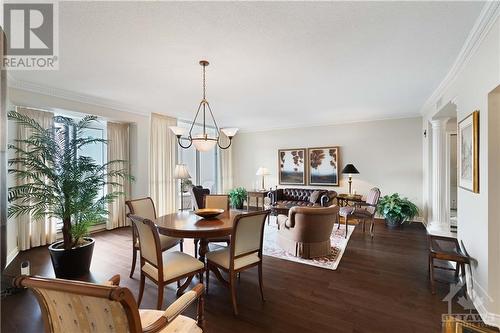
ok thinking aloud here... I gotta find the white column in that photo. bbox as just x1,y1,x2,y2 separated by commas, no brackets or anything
428,118,452,236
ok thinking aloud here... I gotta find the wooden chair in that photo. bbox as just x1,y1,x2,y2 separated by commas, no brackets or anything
13,274,205,333
338,188,381,238
194,195,231,258
206,210,270,315
126,197,183,278
428,234,470,294
128,214,205,310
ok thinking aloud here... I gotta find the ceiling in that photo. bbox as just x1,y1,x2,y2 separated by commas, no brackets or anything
10,1,485,131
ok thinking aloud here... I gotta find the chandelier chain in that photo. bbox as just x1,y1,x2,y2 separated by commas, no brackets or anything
202,64,206,100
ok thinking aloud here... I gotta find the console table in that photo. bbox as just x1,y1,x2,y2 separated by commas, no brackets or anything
336,193,363,207
246,190,268,211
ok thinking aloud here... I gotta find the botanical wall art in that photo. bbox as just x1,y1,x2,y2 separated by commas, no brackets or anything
458,110,479,193
308,147,339,186
278,149,306,185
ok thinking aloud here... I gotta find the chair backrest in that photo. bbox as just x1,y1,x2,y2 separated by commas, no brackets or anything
204,194,230,211
365,188,381,214
189,186,210,210
128,214,162,269
13,275,142,333
287,205,339,242
230,211,269,263
125,197,157,220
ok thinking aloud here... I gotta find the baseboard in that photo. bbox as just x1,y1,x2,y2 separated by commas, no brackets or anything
468,281,500,328
6,247,19,268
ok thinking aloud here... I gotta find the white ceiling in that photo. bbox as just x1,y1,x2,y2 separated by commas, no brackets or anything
10,1,485,131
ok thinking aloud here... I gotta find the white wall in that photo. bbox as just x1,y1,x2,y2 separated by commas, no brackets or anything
232,117,423,212
6,87,151,264
422,15,500,327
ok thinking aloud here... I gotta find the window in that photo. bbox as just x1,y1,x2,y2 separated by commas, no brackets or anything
177,120,219,208
54,114,107,230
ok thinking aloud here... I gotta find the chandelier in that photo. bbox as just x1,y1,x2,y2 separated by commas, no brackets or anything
169,60,238,152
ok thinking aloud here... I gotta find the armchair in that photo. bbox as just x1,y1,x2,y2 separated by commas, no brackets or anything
339,187,381,239
13,274,205,333
277,205,339,259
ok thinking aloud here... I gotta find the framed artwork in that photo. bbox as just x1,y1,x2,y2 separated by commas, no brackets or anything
307,147,339,186
458,111,479,193
278,148,306,185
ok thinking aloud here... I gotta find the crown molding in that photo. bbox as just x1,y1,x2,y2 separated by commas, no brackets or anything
420,1,500,117
7,75,152,117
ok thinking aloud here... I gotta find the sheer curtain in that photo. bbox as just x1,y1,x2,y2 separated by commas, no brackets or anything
15,107,56,250
217,132,233,194
149,113,177,216
106,122,130,230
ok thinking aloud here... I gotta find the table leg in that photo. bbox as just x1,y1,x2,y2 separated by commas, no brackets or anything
247,194,250,211
198,238,209,264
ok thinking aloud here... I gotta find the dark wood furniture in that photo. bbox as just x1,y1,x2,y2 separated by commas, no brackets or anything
246,190,268,211
128,214,205,310
13,274,205,332
125,197,183,278
336,193,363,207
155,210,239,264
338,188,381,239
205,210,270,315
428,234,470,294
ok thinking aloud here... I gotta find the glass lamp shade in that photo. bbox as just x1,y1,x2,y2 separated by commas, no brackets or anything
220,127,239,137
256,167,270,176
174,164,191,179
169,126,187,137
192,135,217,152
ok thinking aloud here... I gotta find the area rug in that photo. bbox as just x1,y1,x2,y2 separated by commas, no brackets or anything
263,217,355,270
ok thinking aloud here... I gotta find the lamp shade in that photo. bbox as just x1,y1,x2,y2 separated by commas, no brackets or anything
174,164,191,179
169,126,187,137
221,128,239,138
341,164,359,174
256,167,270,176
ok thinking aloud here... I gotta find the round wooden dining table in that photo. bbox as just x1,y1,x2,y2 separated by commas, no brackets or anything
155,210,240,263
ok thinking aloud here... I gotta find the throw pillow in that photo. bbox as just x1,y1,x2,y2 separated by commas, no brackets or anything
309,190,322,204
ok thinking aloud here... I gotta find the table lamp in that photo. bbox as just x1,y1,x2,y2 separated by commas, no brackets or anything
256,167,271,191
341,164,359,195
174,164,191,211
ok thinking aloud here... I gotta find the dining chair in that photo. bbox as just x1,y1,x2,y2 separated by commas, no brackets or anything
126,197,183,278
128,214,205,310
194,194,231,258
205,210,270,315
13,274,205,332
338,188,381,238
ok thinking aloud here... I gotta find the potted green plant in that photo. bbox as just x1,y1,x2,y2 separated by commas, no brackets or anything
377,193,419,228
8,111,132,278
228,187,248,209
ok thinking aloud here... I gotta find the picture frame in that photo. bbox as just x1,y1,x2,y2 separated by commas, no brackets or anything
307,146,340,186
278,148,306,185
458,110,479,193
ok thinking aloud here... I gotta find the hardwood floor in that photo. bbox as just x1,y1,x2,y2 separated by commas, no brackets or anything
1,221,467,332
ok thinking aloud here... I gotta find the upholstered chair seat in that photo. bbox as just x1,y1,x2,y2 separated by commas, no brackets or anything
142,251,204,282
139,309,202,333
205,247,261,270
339,206,372,218
277,206,339,259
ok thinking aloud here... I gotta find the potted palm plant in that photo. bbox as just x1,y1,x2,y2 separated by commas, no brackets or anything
8,111,131,278
376,193,419,228
228,187,248,209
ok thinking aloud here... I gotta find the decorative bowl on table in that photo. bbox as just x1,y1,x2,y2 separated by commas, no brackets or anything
194,208,225,219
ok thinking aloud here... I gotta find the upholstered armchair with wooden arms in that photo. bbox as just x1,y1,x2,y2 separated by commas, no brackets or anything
126,197,183,278
13,274,205,333
128,214,205,310
338,187,381,239
277,205,339,259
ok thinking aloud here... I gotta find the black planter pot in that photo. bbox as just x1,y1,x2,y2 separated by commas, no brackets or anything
385,217,403,229
48,238,95,278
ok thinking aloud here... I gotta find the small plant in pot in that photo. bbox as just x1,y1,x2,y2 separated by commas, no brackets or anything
8,111,132,278
228,187,248,210
377,193,419,228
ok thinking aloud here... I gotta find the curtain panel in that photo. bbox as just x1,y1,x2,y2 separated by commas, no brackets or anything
106,122,130,230
217,132,233,194
15,107,56,251
149,113,177,216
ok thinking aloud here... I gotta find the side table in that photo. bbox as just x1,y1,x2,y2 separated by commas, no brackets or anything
246,190,269,211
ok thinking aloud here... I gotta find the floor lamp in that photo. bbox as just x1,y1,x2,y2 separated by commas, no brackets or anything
174,164,191,211
341,164,359,195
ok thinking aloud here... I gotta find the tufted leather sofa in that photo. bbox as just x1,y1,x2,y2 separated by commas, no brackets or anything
269,188,337,207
